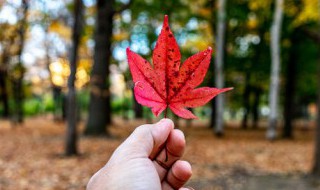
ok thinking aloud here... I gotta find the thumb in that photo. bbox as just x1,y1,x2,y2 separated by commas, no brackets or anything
115,119,174,159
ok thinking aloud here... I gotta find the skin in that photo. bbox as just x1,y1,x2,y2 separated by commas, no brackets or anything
87,119,193,190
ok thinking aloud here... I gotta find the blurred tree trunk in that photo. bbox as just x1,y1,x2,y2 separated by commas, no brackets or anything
65,0,84,156
0,70,9,118
85,0,114,136
311,0,320,176
209,0,216,129
85,0,131,136
312,43,320,175
214,0,227,136
0,24,16,118
282,30,299,139
53,86,63,120
0,49,10,118
250,27,265,129
209,99,216,128
242,73,251,129
313,56,320,175
133,91,143,118
267,0,284,140
12,0,29,123
252,86,262,128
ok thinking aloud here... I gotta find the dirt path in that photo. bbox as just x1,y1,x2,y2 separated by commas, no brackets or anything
243,175,320,190
0,117,317,189
187,173,320,190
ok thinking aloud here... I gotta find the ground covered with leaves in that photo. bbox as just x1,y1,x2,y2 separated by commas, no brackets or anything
0,117,318,189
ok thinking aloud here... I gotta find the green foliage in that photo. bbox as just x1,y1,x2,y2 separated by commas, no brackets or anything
111,96,133,114
0,0,318,120
20,95,57,116
296,38,318,103
23,98,42,116
77,90,90,112
43,94,55,112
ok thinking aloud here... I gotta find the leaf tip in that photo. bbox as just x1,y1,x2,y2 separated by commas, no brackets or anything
163,15,170,29
223,87,234,92
190,115,198,120
164,15,168,22
207,47,213,55
184,114,198,120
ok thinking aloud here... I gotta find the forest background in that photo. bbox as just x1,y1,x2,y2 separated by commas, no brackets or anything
0,0,320,189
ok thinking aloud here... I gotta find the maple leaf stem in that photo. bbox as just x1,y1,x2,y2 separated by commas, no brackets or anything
163,107,168,162
165,146,168,162
164,107,168,118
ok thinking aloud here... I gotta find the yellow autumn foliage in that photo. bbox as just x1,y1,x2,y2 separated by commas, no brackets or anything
247,14,258,29
49,58,91,89
293,0,320,26
183,20,213,51
248,0,272,11
48,21,71,40
113,32,130,41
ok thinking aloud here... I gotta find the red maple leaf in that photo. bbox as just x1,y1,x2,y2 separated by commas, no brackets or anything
126,15,232,119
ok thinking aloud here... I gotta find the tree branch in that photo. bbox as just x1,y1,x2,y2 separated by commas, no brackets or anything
302,28,320,44
114,0,132,14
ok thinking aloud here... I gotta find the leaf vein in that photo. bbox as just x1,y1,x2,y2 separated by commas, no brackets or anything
169,54,209,102
131,54,166,101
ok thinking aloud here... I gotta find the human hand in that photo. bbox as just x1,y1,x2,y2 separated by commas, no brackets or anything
87,119,193,190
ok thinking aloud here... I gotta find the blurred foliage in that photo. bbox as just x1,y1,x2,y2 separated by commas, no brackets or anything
0,0,319,119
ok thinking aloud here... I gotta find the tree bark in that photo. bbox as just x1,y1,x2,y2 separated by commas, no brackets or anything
65,0,84,156
0,24,15,118
133,90,143,118
209,0,216,129
242,73,251,129
210,99,216,128
0,65,9,118
312,43,320,175
85,0,115,136
52,86,63,120
214,0,227,136
85,0,131,135
311,0,320,176
12,0,29,123
252,86,262,128
267,0,284,140
282,30,299,139
250,27,265,129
